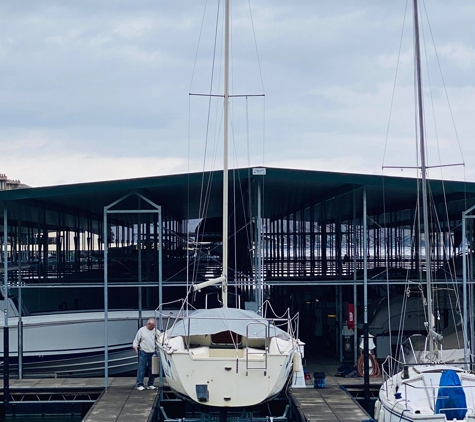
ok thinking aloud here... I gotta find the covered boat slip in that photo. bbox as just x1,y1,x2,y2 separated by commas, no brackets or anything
1,167,475,364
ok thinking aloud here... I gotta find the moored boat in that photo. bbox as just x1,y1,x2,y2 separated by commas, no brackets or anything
1,298,154,378
374,1,475,420
155,0,300,408
157,306,299,407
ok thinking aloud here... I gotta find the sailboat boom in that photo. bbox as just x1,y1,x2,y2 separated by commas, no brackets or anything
192,276,226,292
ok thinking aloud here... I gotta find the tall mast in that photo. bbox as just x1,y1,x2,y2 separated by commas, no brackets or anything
222,0,230,308
413,0,434,353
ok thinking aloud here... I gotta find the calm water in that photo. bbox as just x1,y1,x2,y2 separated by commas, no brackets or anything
0,417,81,422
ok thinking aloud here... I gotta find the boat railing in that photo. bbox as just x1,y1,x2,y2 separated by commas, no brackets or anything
171,314,295,338
155,305,295,351
380,357,475,409
245,322,269,375
381,354,469,382
261,300,299,339
155,298,197,331
396,381,474,415
381,333,468,381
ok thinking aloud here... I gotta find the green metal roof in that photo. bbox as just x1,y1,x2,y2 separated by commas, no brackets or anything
1,167,475,232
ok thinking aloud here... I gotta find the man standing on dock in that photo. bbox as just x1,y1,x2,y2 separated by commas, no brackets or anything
133,318,158,391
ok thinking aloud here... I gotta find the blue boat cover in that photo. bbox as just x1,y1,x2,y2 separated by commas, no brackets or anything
435,369,467,420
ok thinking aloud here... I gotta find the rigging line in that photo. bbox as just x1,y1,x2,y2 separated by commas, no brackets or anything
245,97,255,269
203,1,223,171
409,190,432,329
227,162,253,256
421,0,469,219
247,167,254,261
448,293,462,350
225,100,253,287
194,0,222,282
419,4,463,243
429,214,445,334
424,212,461,329
419,1,466,334
397,294,407,358
383,163,463,170
195,103,221,284
420,7,444,182
195,102,226,278
227,100,255,276
189,0,210,93
261,97,266,166
260,178,265,283
380,174,393,354
413,59,421,184
426,178,463,318
243,97,257,276
187,92,193,296
422,1,465,168
368,216,386,230
232,167,238,296
205,1,224,152
230,172,258,285
412,7,427,332
226,101,241,289
246,0,267,167
246,97,250,168
236,174,256,275
247,0,265,93
382,0,409,170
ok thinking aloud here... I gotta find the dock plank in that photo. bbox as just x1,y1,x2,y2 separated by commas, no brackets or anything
291,356,380,422
1,377,158,422
2,358,377,422
82,378,157,422
291,386,368,422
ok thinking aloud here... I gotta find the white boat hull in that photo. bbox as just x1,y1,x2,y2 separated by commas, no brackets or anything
159,339,295,407
156,307,299,408
6,347,138,378
375,365,475,422
0,309,155,378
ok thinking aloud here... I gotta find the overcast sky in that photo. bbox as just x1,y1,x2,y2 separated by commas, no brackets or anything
1,1,474,187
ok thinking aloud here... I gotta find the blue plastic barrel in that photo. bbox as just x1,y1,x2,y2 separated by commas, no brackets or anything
313,371,326,388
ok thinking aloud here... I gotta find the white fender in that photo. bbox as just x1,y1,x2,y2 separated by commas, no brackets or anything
152,354,160,375
374,399,383,422
292,351,303,372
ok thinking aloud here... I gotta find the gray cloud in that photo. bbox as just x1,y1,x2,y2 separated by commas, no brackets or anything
0,1,474,186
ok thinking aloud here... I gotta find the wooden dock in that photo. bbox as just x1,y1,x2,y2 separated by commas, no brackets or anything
291,384,370,422
0,377,158,422
1,359,379,422
289,357,378,422
82,377,158,422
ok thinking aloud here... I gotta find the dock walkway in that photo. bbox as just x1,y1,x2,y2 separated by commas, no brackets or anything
290,357,379,422
291,384,369,422
81,377,158,422
0,377,158,422
1,358,379,422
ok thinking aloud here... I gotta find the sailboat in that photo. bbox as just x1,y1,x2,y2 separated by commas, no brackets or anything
155,0,300,409
374,1,475,421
